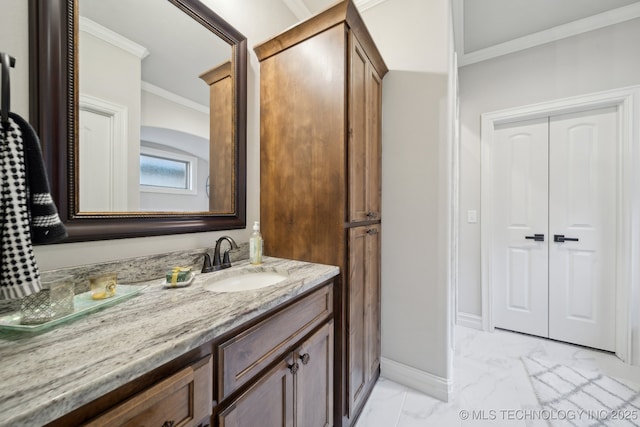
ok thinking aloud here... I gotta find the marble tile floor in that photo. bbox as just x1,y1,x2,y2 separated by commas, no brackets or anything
355,326,640,427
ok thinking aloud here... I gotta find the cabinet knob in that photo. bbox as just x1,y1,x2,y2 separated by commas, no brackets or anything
288,362,299,374
366,211,377,218
366,228,378,235
162,422,175,427
299,353,310,365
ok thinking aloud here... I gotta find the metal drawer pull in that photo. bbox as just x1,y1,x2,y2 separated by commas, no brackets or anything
554,234,579,243
525,234,544,242
288,362,299,374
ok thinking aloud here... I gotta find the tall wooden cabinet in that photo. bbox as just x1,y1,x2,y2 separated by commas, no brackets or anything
199,61,234,214
255,1,387,425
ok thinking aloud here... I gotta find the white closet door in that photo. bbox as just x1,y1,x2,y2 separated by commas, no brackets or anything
79,109,115,212
548,107,617,351
492,117,549,337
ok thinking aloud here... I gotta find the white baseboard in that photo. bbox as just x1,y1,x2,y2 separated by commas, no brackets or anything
380,357,452,402
456,312,483,330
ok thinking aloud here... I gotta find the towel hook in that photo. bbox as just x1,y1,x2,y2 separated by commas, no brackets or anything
1,52,16,127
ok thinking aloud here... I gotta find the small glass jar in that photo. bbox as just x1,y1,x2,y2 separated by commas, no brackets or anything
89,273,118,300
20,273,75,325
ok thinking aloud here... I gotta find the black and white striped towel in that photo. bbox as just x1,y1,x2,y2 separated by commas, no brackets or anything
0,113,66,300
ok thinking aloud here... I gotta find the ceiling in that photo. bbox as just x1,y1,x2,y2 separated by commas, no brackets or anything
454,0,640,66
281,0,640,66
80,0,231,107
78,0,640,106
462,0,640,53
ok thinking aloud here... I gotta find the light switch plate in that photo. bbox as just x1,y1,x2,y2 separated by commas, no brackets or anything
467,210,478,224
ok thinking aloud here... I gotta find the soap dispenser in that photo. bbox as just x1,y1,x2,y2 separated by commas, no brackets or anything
250,221,263,265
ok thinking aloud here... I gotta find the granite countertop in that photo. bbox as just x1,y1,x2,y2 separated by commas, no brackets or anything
0,257,339,427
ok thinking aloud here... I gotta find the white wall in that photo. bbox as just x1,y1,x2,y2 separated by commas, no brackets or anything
364,0,454,399
0,0,29,118
141,90,209,139
358,0,450,74
381,71,451,381
457,18,640,320
80,31,142,210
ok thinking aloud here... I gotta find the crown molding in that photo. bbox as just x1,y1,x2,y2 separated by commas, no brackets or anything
141,81,209,114
458,2,640,67
79,16,149,59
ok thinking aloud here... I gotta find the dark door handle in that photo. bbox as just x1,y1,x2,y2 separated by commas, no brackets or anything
554,234,579,243
525,234,544,242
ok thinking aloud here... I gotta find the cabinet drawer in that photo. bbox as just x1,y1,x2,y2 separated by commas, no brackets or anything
84,355,212,427
217,283,333,400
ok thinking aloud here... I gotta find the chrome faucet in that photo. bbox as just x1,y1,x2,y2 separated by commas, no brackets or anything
201,236,239,273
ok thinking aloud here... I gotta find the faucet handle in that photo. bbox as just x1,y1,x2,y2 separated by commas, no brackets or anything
222,250,232,268
201,253,213,273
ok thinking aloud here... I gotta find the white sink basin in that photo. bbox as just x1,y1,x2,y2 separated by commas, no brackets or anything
203,271,288,293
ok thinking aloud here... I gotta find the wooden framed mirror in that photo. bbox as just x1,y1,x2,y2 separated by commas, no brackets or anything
28,0,247,242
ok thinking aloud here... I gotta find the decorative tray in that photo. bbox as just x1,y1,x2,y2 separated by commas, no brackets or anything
162,272,196,288
0,284,146,332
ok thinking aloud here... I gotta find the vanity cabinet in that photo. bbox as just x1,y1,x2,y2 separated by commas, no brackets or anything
46,349,214,427
217,321,333,427
215,283,333,401
214,283,334,427
44,280,335,427
84,356,213,427
255,1,387,425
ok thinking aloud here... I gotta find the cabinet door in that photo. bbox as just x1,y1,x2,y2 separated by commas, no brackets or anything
365,224,381,381
200,62,234,214
296,321,334,427
217,285,332,401
348,227,367,414
367,67,382,219
217,358,294,427
348,225,381,416
348,35,369,223
348,34,382,223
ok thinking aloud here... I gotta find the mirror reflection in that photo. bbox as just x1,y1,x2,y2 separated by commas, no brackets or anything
78,0,233,213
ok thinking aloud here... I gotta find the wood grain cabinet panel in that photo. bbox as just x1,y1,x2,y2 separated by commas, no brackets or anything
217,321,334,427
366,65,382,221
199,61,234,214
84,355,212,427
255,1,386,425
217,285,332,401
349,34,381,223
348,225,381,413
296,321,334,427
217,358,294,427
